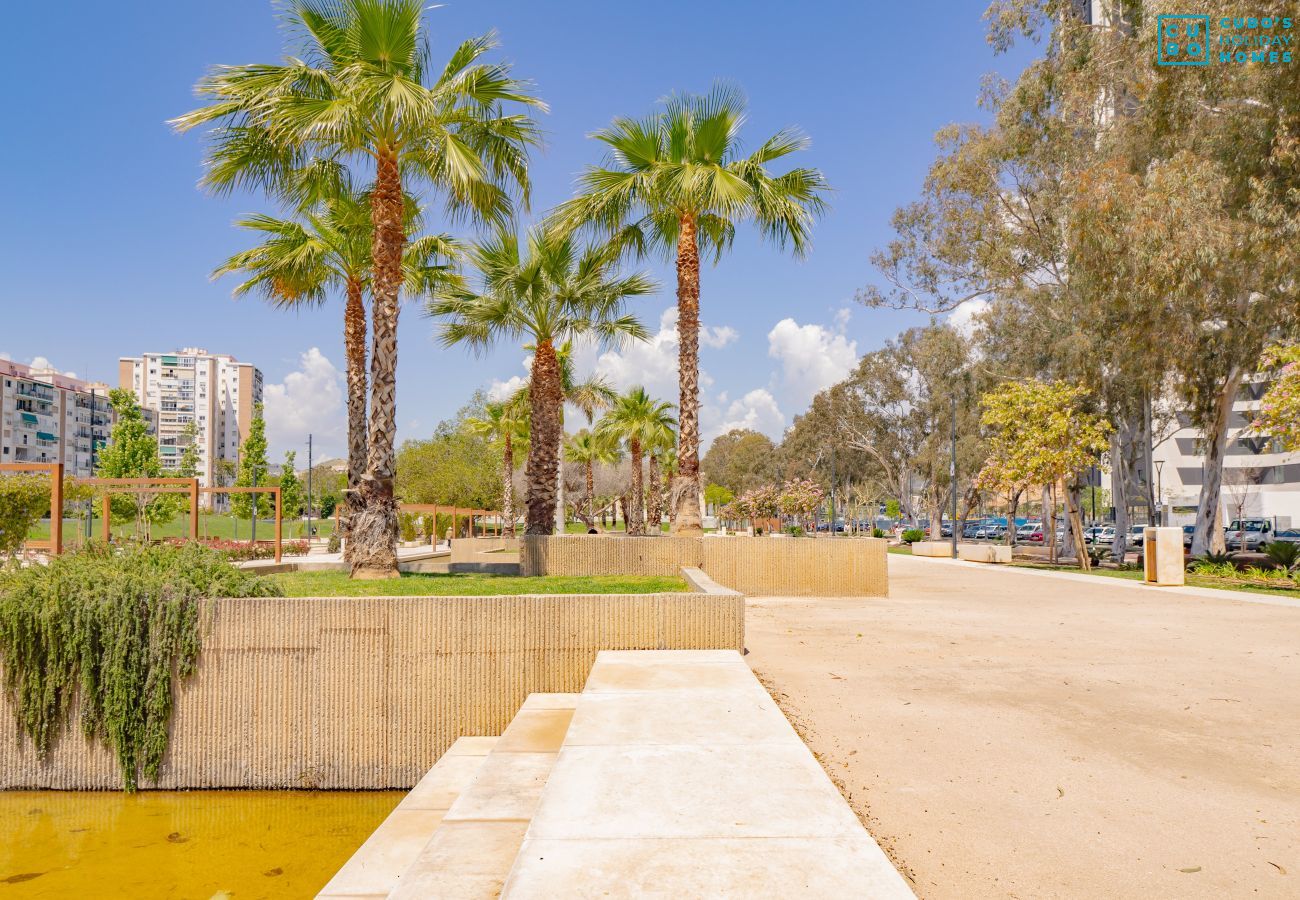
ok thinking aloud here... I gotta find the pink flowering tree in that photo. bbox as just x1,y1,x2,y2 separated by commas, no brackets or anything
1253,345,1300,450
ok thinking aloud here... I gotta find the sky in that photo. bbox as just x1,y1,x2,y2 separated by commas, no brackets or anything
0,1,1037,463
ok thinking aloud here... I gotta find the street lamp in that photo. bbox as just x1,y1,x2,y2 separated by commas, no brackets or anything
1154,460,1165,527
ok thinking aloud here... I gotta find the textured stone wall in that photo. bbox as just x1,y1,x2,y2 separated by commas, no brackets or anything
521,535,888,597
0,591,743,791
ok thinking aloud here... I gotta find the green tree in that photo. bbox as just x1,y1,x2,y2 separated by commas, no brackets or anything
466,400,529,536
279,451,303,519
430,228,652,535
564,430,622,528
701,429,781,498
1252,345,1300,451
596,387,676,536
396,396,504,512
703,483,734,511
977,380,1110,569
552,84,829,534
232,405,271,520
175,420,201,479
96,389,170,539
174,0,544,578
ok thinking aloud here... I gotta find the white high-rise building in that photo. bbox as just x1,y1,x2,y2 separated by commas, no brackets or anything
119,348,263,508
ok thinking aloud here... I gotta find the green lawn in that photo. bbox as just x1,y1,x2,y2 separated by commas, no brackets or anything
268,571,688,596
1009,561,1300,600
30,513,335,543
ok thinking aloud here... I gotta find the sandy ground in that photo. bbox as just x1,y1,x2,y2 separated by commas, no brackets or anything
744,554,1300,899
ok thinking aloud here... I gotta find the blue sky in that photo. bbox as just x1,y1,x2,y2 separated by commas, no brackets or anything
0,1,1036,462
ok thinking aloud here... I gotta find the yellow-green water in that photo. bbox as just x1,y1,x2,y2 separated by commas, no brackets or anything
1,790,402,898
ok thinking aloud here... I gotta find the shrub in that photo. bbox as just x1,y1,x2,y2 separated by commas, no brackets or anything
901,528,926,544
327,531,342,554
0,543,281,791
172,538,308,561
0,474,52,557
872,527,887,539
399,513,418,542
1264,540,1300,571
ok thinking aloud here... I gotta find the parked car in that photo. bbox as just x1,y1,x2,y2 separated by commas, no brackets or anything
1274,528,1300,545
1096,526,1116,544
1025,529,1044,543
1082,526,1105,543
1182,525,1196,548
1126,525,1146,547
963,523,982,539
1224,518,1273,552
1017,523,1040,540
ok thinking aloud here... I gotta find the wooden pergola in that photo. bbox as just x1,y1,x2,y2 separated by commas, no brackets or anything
335,503,505,541
5,468,284,562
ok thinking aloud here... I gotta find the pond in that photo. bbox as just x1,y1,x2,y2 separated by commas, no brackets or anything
1,789,402,898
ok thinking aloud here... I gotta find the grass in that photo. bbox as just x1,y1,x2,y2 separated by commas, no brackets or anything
268,571,689,597
1009,560,1300,600
30,513,335,543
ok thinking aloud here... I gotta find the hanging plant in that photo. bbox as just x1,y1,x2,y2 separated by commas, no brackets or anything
0,542,282,790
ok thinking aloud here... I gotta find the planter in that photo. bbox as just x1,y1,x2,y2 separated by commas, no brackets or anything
957,542,1011,564
910,541,952,558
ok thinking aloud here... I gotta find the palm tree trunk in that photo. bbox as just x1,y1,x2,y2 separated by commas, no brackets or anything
670,213,703,535
628,438,644,535
502,433,515,538
525,339,563,535
351,148,404,578
647,452,661,534
342,276,367,564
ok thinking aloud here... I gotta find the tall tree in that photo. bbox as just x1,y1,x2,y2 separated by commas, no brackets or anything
96,389,168,539
596,387,676,536
174,0,544,577
564,429,621,528
430,228,652,534
279,451,303,519
466,400,529,537
701,429,781,497
232,404,272,520
213,183,462,558
552,84,828,533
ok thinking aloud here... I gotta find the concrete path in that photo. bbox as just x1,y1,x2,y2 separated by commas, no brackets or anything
745,553,1300,899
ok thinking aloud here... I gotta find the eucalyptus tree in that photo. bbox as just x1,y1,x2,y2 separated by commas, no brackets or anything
564,429,621,527
596,388,676,536
551,84,828,534
430,229,653,534
173,0,543,577
214,184,461,557
465,400,529,536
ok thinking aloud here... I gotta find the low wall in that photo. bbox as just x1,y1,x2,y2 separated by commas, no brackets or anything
448,536,519,564
910,541,952,558
0,590,743,791
521,535,888,597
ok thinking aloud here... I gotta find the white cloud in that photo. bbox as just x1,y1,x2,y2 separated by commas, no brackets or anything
948,298,990,337
707,387,785,442
487,374,527,402
26,356,78,379
766,312,858,410
263,347,345,460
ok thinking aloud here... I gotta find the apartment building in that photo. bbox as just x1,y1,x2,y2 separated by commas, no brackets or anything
119,349,263,507
1,358,117,477
1154,375,1300,528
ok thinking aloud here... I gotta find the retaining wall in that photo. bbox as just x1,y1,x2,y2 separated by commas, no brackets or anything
521,535,888,597
0,590,743,791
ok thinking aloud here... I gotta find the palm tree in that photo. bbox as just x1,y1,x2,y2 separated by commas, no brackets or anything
466,400,529,537
430,228,653,534
551,84,828,534
213,184,461,558
174,0,543,578
509,341,617,529
596,388,676,536
644,424,677,533
564,429,622,527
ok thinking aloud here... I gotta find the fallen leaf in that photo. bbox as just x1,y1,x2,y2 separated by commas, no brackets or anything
264,867,284,877
166,832,188,844
1057,786,1065,799
2,874,44,884
1268,861,1286,875
1179,866,1201,874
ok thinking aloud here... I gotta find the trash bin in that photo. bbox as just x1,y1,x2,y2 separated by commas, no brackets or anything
1143,526,1185,586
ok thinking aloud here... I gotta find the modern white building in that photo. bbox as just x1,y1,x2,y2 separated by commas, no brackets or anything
1154,375,1299,528
1,358,117,477
119,348,263,507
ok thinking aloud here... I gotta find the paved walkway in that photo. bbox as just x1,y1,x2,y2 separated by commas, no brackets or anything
745,553,1300,899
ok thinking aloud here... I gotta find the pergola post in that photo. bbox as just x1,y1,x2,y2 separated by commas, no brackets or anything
50,463,63,555
274,487,282,563
189,478,200,542
101,494,111,543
